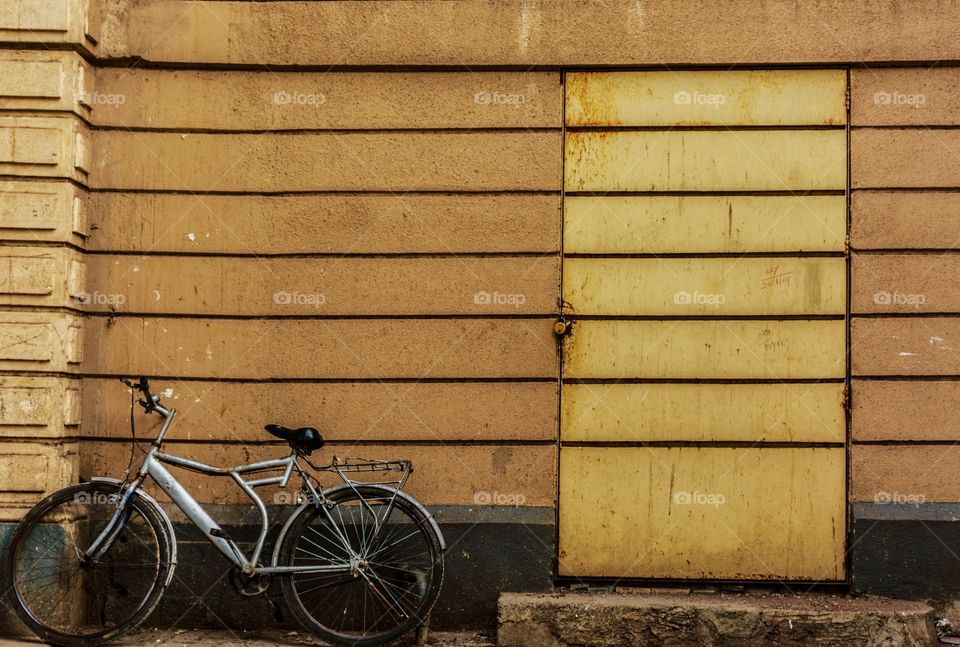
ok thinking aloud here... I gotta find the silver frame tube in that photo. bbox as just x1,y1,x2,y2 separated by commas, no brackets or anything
146,458,246,567
110,402,359,577
144,451,352,575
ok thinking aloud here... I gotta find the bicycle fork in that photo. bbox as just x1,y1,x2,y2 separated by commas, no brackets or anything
82,478,143,564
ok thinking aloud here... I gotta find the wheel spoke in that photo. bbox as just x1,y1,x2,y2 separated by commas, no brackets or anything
296,535,347,563
8,486,168,641
304,523,352,557
359,571,409,622
293,574,356,596
365,520,432,561
283,488,441,642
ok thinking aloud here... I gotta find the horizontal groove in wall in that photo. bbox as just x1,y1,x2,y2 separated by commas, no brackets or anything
852,187,960,193
563,252,845,259
84,61,921,73
88,60,569,72
565,315,846,321
0,305,83,316
853,375,960,381
0,41,89,52
568,64,849,72
563,378,846,385
0,109,92,126
0,305,541,318
562,441,844,449
79,312,560,320
0,241,84,252
0,111,86,124
0,51,955,73
552,576,848,589
564,190,846,197
47,437,557,447
79,374,558,384
89,126,562,135
0,370,83,380
86,187,561,196
851,249,960,254
153,504,558,526
851,125,960,131
566,125,847,132
851,312,960,318
37,374,960,385
30,312,854,322
82,250,559,259
852,439,960,446
0,175,89,190
848,61,960,69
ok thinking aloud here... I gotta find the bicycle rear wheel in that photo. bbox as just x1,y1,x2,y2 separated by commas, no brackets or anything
3,481,173,646
279,485,444,646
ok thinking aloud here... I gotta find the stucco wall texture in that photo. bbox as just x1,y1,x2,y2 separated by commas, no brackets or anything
3,0,960,599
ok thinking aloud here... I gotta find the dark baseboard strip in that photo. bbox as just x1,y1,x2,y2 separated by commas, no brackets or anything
853,502,960,522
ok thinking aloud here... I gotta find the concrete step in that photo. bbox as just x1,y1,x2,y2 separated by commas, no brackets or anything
498,591,936,647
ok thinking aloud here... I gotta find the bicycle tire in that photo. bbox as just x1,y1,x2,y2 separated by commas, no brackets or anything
3,481,174,646
279,485,444,646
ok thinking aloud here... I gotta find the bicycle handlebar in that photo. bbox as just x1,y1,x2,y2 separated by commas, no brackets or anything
119,376,159,412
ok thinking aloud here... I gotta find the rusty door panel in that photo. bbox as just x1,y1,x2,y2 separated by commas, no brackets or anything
566,70,847,127
563,195,846,254
561,383,845,443
563,257,845,316
559,68,848,581
564,130,846,192
563,319,845,380
558,446,846,579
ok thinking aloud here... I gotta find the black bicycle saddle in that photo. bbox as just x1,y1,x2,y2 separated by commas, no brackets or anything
264,424,324,453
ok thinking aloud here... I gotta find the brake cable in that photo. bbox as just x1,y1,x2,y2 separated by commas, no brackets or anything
121,382,147,485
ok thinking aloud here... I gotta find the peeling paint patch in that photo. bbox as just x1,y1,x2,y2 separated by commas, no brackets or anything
518,0,539,55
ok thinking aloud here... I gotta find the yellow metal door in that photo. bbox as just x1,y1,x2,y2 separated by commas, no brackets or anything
559,70,847,580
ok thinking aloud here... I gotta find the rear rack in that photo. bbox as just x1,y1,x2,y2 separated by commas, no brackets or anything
316,456,413,490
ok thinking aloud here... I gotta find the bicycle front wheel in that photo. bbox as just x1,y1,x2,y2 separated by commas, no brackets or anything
3,481,173,646
279,485,444,646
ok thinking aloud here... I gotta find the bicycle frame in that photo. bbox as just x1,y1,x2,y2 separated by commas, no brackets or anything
84,402,353,577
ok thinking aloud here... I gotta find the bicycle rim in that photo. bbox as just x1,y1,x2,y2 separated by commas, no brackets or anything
281,487,443,645
6,482,169,645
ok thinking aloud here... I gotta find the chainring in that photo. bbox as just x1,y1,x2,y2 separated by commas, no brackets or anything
228,566,271,596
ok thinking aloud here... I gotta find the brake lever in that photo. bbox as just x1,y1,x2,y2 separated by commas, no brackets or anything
138,395,160,413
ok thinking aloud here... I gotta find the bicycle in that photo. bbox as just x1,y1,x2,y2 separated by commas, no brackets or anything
2,377,445,646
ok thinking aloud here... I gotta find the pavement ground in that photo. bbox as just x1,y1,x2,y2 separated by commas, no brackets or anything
0,629,495,647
